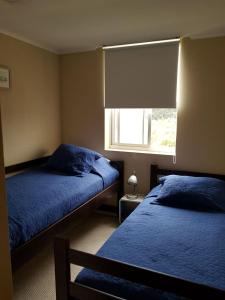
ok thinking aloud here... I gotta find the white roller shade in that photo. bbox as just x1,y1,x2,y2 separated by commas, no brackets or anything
104,41,179,108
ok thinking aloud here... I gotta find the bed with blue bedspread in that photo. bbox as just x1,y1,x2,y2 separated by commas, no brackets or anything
55,165,225,300
76,184,225,299
7,144,121,269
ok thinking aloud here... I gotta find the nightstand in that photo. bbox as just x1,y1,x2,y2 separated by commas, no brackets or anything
119,194,145,223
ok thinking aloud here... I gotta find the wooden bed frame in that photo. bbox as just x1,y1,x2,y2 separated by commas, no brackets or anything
5,156,124,272
54,164,225,300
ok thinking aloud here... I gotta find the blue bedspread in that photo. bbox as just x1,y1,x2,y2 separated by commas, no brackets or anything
7,160,119,250
76,186,225,299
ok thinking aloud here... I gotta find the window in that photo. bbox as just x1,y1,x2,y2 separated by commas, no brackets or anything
103,39,179,155
105,108,177,155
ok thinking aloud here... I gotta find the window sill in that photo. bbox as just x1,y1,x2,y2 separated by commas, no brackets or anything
105,146,175,156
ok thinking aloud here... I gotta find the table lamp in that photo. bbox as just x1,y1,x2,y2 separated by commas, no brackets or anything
127,171,138,199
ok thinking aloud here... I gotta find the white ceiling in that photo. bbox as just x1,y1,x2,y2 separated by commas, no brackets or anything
0,0,225,54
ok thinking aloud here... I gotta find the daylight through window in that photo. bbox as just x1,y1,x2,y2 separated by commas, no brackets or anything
105,108,177,155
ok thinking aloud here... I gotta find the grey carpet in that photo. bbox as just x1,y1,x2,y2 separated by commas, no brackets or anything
13,213,117,300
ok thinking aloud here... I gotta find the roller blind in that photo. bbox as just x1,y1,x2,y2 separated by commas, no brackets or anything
104,41,179,108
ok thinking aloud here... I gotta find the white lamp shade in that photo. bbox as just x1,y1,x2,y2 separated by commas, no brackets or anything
128,174,138,185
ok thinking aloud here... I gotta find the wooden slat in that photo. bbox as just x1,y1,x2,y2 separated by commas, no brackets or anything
54,238,71,300
5,156,50,174
111,160,124,209
68,248,225,300
69,282,123,300
150,164,158,188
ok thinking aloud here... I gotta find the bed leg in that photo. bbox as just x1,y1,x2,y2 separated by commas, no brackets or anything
118,162,124,213
54,237,71,300
150,164,158,189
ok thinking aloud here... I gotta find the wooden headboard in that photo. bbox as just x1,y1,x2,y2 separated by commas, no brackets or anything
5,156,50,174
150,164,225,190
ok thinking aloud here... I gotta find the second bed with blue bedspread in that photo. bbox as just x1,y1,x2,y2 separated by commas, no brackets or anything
76,184,225,299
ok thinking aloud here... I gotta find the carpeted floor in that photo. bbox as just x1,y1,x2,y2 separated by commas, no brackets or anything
13,213,118,300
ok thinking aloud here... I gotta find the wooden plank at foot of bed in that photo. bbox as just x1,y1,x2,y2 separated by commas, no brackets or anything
69,282,123,300
54,237,123,300
54,238,71,300
54,237,225,300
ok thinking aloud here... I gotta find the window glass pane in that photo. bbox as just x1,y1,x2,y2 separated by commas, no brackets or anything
151,109,176,154
113,109,119,144
119,109,144,144
143,109,151,145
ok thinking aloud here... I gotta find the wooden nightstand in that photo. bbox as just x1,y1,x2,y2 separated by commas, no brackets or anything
119,194,145,223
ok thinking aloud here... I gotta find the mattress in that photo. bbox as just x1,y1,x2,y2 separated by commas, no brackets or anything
76,186,225,299
7,159,119,250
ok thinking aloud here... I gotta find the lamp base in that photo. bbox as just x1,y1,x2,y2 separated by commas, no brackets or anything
126,194,138,199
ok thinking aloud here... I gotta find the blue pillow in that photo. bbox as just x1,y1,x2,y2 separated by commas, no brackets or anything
151,175,225,211
47,144,102,176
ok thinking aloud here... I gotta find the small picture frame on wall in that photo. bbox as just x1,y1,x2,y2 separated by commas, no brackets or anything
0,66,10,89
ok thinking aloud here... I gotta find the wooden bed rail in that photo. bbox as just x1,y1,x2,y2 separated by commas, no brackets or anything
5,156,50,174
54,237,225,300
69,282,123,300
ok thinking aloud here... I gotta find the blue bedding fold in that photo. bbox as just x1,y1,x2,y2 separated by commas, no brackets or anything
7,160,119,250
91,158,119,188
76,187,225,299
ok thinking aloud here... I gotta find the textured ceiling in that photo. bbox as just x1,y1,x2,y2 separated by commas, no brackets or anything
0,0,225,53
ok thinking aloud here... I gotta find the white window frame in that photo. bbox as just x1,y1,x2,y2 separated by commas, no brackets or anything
105,108,177,155
109,109,152,152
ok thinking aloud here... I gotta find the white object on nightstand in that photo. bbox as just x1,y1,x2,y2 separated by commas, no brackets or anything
127,171,138,199
119,194,145,223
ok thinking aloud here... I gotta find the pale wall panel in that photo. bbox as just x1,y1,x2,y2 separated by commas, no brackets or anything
0,33,61,166
176,37,225,173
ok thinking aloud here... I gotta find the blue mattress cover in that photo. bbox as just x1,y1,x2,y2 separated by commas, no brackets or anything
76,186,225,299
7,159,119,250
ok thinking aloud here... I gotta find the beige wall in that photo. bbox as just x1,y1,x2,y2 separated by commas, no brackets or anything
61,37,225,194
0,33,61,166
0,108,12,299
61,50,104,153
176,37,225,173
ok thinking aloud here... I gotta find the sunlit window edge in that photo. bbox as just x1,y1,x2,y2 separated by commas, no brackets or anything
105,145,175,156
